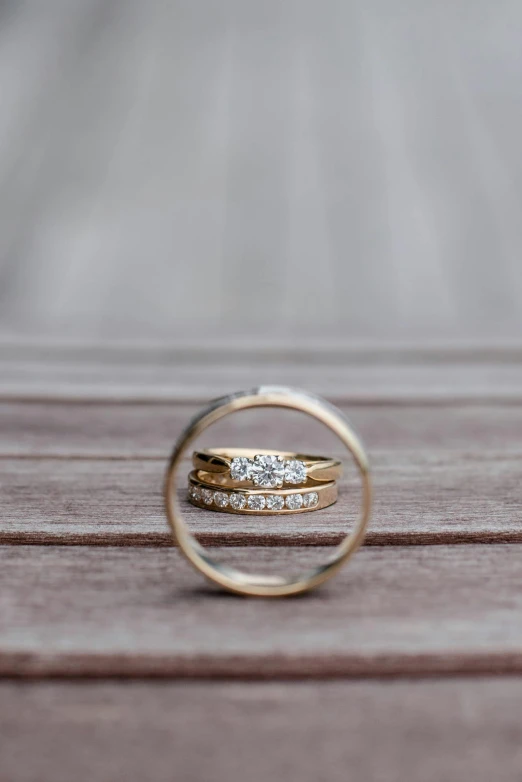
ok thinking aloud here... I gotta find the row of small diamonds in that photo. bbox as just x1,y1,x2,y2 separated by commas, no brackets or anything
189,484,319,511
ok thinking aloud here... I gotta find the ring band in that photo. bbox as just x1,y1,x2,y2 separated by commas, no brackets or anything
164,386,372,597
192,448,342,487
188,471,337,513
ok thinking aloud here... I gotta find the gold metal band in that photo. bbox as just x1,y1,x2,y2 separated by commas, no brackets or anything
193,469,332,491
192,448,342,487
188,470,337,514
164,386,372,597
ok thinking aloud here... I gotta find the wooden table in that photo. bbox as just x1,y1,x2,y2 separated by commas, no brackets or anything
1,342,521,781
2,1,522,776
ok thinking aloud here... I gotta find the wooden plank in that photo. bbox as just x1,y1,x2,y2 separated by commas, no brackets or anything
2,401,522,457
2,543,522,678
2,357,522,402
1,678,522,782
3,336,522,362
1,449,519,546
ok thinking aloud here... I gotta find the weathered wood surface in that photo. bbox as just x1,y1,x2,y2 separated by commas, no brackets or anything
3,354,522,402
2,396,521,545
2,544,522,678
2,678,522,782
2,0,522,770
2,400,522,457
2,450,520,546
0,362,519,779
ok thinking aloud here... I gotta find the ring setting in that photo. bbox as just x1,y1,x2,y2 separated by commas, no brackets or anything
230,454,307,488
188,447,340,514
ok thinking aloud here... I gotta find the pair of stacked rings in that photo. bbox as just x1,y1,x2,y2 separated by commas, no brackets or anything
165,386,372,597
188,448,342,514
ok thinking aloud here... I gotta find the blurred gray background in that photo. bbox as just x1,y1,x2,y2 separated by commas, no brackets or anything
0,0,521,346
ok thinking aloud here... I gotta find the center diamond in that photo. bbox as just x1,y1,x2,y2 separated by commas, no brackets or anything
250,454,285,488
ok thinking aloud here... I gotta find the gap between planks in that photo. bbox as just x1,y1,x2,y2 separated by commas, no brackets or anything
2,531,522,548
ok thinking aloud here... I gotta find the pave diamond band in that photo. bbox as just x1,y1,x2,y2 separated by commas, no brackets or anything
193,448,342,487
187,472,335,514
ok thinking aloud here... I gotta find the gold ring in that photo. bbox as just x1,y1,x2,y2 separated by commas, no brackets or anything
164,386,372,597
188,470,337,513
192,448,342,487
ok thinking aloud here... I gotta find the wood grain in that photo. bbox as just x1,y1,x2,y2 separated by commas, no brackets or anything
2,400,522,457
3,355,522,402
1,0,521,770
1,679,522,782
2,543,522,678
1,448,519,546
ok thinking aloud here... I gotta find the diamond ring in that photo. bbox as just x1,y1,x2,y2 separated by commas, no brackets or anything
187,471,335,514
192,448,342,488
164,387,372,597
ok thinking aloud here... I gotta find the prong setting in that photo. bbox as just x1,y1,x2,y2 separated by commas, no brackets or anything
229,454,307,486
250,454,285,488
230,457,252,482
284,459,307,485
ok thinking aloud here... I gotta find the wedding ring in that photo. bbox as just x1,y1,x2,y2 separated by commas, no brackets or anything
164,386,372,597
192,448,342,487
188,471,337,513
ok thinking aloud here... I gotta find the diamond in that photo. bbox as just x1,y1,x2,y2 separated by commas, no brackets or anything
214,491,229,508
285,493,303,510
284,459,307,485
230,493,247,510
247,495,266,511
201,488,214,505
303,492,319,508
265,494,284,511
230,457,252,482
250,455,285,488
189,485,201,501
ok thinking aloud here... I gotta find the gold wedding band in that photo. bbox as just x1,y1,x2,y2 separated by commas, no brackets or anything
164,386,372,597
188,470,337,513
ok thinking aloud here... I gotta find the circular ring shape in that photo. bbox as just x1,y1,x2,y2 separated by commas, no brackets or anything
164,386,372,597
